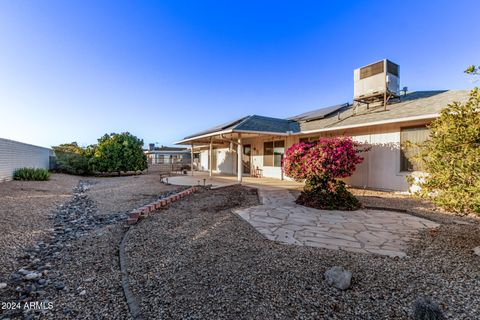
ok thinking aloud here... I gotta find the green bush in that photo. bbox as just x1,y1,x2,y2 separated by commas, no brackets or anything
13,168,50,181
415,87,480,215
52,133,147,176
52,142,91,175
89,132,148,175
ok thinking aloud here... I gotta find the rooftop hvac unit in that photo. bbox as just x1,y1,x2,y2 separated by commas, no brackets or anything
353,59,400,100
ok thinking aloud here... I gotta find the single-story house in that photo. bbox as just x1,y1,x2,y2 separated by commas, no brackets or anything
175,60,469,191
144,145,191,166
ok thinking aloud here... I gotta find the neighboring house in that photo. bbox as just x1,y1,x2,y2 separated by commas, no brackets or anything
175,60,469,191
0,138,52,182
144,145,191,167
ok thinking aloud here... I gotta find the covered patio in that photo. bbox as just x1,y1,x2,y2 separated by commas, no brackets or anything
175,115,300,183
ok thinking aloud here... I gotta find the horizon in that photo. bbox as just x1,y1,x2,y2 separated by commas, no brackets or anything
1,1,478,149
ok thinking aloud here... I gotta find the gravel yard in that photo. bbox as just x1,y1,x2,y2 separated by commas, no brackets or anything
348,188,480,224
0,171,178,319
127,185,479,319
0,174,80,280
1,175,479,319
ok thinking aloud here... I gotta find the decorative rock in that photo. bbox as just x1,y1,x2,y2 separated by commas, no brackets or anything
0,282,7,289
324,266,352,290
54,282,65,290
25,272,42,280
473,246,480,256
18,268,31,276
79,290,86,296
412,297,445,320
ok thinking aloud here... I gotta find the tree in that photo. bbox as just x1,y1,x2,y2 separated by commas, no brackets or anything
89,132,148,174
52,142,91,175
414,87,480,214
465,65,480,76
283,137,368,210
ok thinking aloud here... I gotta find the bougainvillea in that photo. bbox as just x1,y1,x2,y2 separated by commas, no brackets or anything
283,137,365,181
283,137,368,210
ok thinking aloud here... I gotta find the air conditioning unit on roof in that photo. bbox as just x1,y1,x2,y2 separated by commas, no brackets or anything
353,59,400,100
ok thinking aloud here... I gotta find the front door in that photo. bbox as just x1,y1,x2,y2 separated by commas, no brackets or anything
242,144,251,174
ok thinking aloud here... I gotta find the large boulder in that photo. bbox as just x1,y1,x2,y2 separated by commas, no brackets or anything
324,266,352,290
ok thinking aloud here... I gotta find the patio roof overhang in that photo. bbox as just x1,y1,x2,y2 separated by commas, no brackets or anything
174,129,289,146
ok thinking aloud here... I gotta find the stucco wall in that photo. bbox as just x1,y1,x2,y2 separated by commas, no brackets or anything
195,121,422,191
0,138,51,182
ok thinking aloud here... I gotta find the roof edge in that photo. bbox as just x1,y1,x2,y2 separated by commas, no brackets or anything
297,113,440,134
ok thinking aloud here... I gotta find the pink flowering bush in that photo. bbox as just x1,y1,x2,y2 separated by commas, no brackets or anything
283,137,369,210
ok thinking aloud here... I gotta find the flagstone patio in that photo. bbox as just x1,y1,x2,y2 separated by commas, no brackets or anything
169,173,440,257
234,189,440,257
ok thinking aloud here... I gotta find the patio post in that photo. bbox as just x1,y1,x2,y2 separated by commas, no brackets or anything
237,133,242,182
209,138,213,177
191,143,194,176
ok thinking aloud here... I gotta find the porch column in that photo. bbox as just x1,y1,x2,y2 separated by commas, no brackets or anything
191,143,194,176
209,138,213,177
237,134,243,182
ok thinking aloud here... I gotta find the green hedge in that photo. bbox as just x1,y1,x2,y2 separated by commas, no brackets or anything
13,168,51,181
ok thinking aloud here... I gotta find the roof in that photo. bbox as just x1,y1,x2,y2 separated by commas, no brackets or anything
183,116,248,139
297,90,469,132
288,103,350,121
182,115,299,140
145,149,190,154
177,89,470,143
235,115,299,133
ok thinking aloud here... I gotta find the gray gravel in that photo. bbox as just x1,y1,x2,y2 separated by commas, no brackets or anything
126,185,480,320
0,171,179,319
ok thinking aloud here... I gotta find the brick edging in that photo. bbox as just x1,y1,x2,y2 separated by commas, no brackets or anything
127,186,199,225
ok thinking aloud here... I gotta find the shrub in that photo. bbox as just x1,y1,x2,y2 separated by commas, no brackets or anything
283,137,368,210
89,132,148,175
52,142,91,175
13,168,50,181
414,87,480,214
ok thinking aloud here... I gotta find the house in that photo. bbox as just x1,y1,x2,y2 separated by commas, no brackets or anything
175,60,469,191
145,144,191,165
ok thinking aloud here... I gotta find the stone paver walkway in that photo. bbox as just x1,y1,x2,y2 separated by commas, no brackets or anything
234,189,439,257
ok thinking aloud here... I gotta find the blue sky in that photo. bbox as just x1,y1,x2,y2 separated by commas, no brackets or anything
0,0,478,148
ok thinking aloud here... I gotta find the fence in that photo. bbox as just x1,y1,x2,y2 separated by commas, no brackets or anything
0,138,52,182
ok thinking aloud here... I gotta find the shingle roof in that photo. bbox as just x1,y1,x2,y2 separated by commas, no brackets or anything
182,115,300,140
179,89,470,142
235,115,300,133
297,90,469,132
183,116,248,139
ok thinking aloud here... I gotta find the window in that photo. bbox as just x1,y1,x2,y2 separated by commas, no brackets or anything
299,136,319,143
263,140,284,167
400,126,430,172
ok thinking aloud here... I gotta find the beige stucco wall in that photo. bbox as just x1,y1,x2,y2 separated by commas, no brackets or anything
197,120,428,191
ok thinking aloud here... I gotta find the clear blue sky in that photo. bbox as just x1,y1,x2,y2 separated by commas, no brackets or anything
0,0,478,148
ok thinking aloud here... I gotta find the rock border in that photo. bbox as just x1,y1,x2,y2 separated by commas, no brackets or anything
127,186,199,225
119,226,143,320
